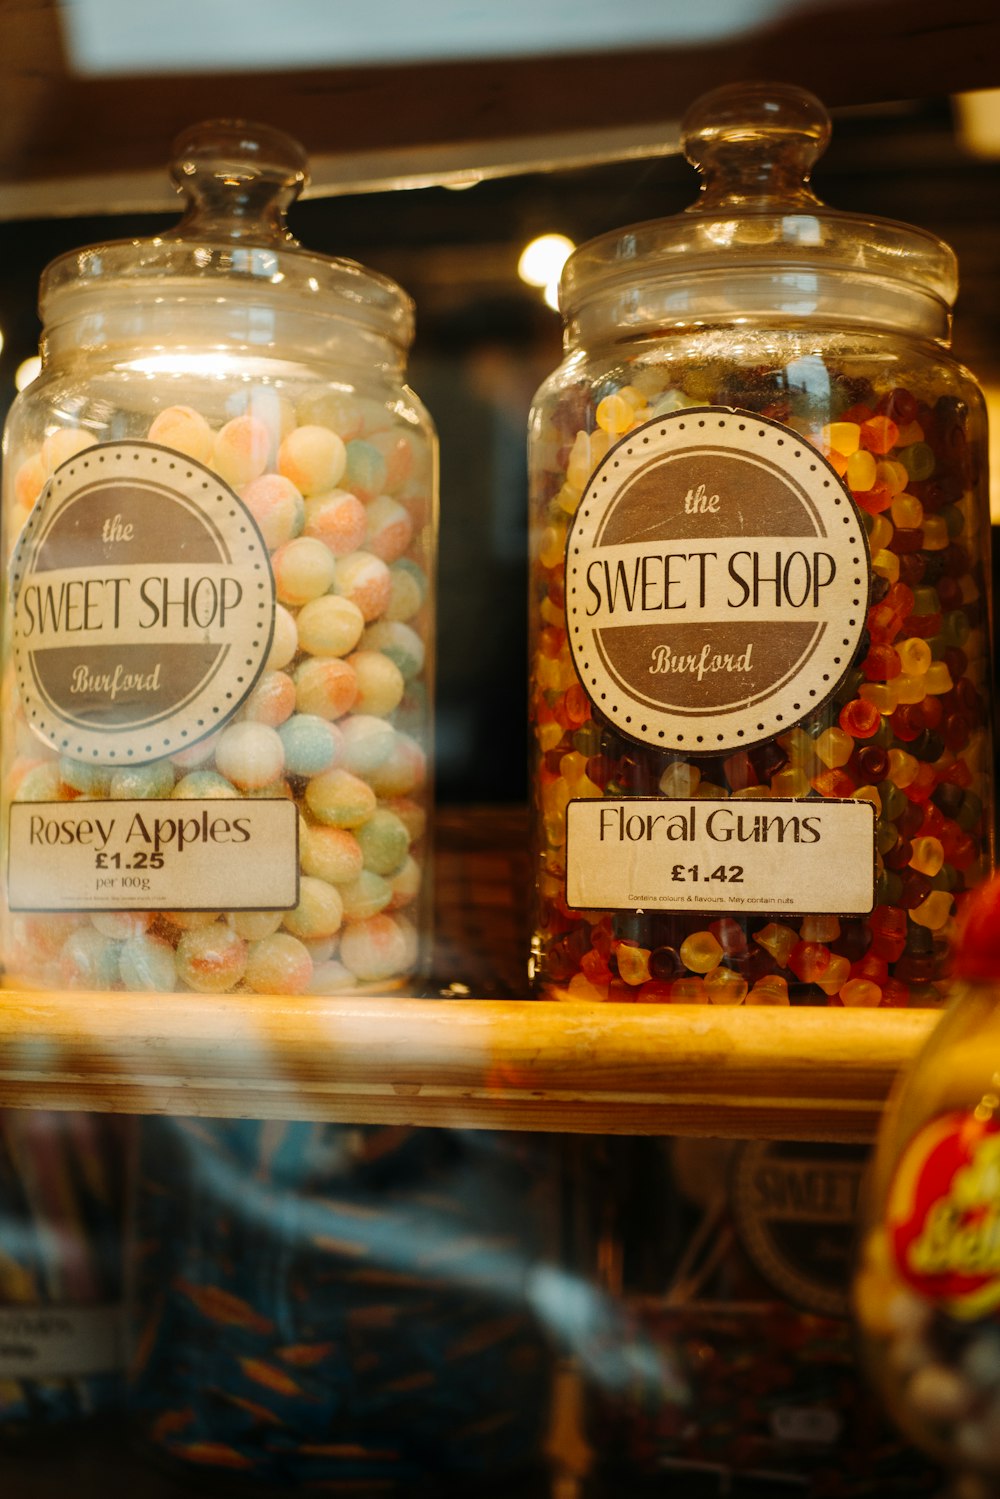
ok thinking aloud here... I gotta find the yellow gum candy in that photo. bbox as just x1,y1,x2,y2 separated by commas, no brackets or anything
659,763,701,797
888,749,920,787
892,675,926,706
854,784,883,814
846,448,877,492
771,766,811,798
815,726,854,769
910,890,954,930
922,514,949,550
890,492,924,529
822,420,861,456
868,513,894,551
595,394,636,435
876,459,909,496
909,836,945,876
924,661,954,695
538,524,566,570
860,681,900,713
897,637,932,675
555,483,582,515
779,727,818,768
872,549,900,585
537,722,564,753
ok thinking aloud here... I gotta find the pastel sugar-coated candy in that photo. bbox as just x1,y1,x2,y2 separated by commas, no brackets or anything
227,910,283,941
355,808,409,876
278,424,347,496
119,934,178,991
294,657,358,720
282,876,344,941
215,722,286,790
59,757,112,796
342,438,387,501
332,550,392,621
305,768,377,828
272,536,337,606
366,429,414,492
5,376,431,999
244,931,314,994
347,649,405,716
295,594,365,658
365,732,425,798
41,426,98,474
240,670,297,727
228,386,297,444
295,387,365,437
176,923,248,993
303,489,367,555
267,603,299,671
364,495,413,562
388,855,421,910
386,559,427,622
60,928,119,989
277,714,340,777
336,876,393,933
212,414,272,488
300,825,365,885
339,912,411,982
147,404,215,463
241,473,305,550
362,621,424,679
338,715,395,775
109,761,176,799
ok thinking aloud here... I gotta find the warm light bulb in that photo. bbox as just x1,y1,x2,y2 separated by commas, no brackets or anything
15,355,41,390
518,233,575,290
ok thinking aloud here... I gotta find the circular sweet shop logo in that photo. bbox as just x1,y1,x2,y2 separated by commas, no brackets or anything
11,441,275,764
565,408,870,753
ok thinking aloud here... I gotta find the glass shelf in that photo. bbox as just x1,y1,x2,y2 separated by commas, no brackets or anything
0,809,940,1140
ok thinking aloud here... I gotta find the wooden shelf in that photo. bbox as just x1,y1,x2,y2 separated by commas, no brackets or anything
0,809,941,1140
0,986,939,1142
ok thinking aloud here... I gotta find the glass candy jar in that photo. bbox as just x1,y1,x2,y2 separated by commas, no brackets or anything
127,1118,555,1491
1,121,436,998
854,875,1000,1494
528,82,993,1008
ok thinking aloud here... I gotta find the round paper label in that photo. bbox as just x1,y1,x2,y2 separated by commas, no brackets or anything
886,1110,1000,1320
730,1139,867,1317
564,408,871,753
11,441,275,765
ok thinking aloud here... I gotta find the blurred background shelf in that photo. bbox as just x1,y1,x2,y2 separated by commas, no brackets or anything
2,0,1000,216
0,808,940,1141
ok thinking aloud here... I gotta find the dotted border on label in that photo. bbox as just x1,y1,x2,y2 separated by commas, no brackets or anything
564,408,871,755
10,440,276,764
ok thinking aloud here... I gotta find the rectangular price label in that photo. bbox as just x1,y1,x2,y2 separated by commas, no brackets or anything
8,798,299,912
0,1303,123,1379
565,797,876,915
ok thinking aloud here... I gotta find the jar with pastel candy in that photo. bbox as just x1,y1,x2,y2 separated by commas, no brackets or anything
853,874,1000,1492
528,81,993,1009
1,120,435,997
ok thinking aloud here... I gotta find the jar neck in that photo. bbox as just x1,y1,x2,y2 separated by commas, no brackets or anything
40,292,410,383
564,268,952,350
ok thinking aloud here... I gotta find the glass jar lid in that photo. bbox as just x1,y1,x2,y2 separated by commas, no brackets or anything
39,119,415,351
559,82,958,342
